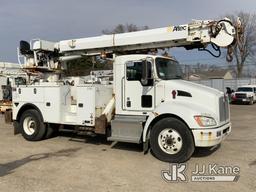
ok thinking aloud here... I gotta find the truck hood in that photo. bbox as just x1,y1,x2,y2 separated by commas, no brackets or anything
157,79,223,117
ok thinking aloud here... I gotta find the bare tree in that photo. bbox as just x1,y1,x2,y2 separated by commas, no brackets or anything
226,12,256,78
102,24,149,34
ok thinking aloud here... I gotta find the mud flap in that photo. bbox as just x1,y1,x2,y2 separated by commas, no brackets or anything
13,121,21,135
95,115,107,134
4,110,13,124
143,140,150,154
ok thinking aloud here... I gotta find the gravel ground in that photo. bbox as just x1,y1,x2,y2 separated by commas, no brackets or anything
0,104,255,192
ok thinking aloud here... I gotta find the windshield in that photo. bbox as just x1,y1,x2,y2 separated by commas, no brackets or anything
237,87,253,92
155,58,183,80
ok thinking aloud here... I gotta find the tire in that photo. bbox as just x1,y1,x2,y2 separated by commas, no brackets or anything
44,124,60,139
20,109,46,141
150,117,195,163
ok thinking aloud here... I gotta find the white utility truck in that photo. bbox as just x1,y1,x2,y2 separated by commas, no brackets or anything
12,18,239,162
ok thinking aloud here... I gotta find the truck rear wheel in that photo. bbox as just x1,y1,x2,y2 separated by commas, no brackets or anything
20,109,46,141
150,117,195,163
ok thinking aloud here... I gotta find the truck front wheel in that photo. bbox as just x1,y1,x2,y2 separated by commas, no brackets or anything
20,109,46,141
150,117,195,163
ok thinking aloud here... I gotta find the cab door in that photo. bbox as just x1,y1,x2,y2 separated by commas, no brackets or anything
123,59,155,111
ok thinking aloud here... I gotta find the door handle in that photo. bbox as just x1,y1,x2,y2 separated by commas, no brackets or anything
126,100,131,107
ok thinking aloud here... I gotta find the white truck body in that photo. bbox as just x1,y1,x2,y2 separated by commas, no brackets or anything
13,55,230,147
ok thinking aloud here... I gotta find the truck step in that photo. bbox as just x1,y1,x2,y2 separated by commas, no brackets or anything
108,115,146,144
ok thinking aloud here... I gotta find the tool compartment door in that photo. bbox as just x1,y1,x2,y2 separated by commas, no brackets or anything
77,86,95,126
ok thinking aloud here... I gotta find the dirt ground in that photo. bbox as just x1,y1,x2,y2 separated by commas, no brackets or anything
0,104,255,192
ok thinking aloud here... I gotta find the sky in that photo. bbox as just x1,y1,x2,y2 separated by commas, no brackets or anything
0,0,255,65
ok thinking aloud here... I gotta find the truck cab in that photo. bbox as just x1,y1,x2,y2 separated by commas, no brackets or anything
111,54,230,162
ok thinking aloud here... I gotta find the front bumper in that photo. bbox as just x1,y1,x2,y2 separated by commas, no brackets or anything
192,122,231,147
232,98,250,102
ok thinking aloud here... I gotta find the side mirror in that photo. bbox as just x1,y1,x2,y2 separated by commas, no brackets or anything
20,40,33,55
141,60,153,86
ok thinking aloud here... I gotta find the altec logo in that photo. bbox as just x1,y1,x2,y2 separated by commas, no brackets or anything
161,163,240,182
167,25,187,32
173,26,187,31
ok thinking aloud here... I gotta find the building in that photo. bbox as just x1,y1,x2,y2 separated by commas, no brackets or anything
189,69,233,80
0,62,21,74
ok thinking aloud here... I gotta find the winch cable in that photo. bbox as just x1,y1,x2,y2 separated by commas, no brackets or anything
226,18,245,62
198,43,221,58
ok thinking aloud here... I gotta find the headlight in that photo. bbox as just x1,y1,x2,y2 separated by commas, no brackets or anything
194,116,217,127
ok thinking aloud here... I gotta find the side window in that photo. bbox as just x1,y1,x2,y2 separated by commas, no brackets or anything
126,61,152,81
254,88,256,93
126,61,143,81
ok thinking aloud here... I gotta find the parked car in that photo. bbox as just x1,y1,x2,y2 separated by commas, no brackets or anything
231,85,256,105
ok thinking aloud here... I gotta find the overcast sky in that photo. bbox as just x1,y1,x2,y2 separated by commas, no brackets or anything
0,0,255,64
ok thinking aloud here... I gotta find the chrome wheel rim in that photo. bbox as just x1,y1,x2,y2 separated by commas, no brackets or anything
158,128,183,154
23,117,36,135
